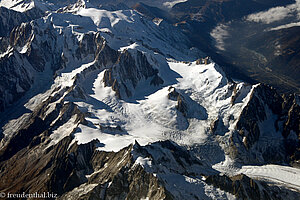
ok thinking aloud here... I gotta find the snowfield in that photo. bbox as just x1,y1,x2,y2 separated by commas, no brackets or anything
68,61,254,152
214,159,300,192
239,165,300,191
0,0,35,12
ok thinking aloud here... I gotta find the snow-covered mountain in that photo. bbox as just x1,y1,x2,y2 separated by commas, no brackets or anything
0,0,299,199
0,0,188,12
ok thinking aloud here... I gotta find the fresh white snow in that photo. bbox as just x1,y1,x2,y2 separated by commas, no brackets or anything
163,0,188,9
239,165,300,191
0,0,35,12
68,60,254,153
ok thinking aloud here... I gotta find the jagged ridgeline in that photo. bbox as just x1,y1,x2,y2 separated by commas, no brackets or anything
0,0,299,199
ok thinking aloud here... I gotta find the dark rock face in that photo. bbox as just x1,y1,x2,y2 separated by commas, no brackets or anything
167,86,207,121
76,32,112,61
176,95,188,117
231,83,300,164
236,85,282,147
206,174,265,200
210,118,219,134
10,21,62,72
103,49,164,99
235,85,272,149
0,7,44,37
0,52,33,111
0,134,171,199
167,87,188,116
0,20,62,112
0,89,89,194
281,94,300,166
0,90,86,163
0,19,120,112
0,37,9,53
94,40,119,67
102,164,170,200
141,140,203,169
205,173,300,200
0,135,94,195
167,86,180,100
60,141,172,200
282,95,300,138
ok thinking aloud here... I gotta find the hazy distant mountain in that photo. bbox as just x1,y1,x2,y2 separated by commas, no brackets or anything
171,0,294,24
158,0,300,94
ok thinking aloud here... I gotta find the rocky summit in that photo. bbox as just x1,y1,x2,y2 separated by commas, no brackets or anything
0,0,299,199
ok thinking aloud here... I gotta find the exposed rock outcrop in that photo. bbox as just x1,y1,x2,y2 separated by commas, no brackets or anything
230,83,300,164
205,173,300,200
103,50,164,99
0,19,62,111
168,87,188,117
236,84,282,148
167,86,207,120
0,6,44,37
0,135,172,199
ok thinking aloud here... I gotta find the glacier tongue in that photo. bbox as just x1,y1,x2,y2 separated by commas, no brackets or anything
70,60,253,152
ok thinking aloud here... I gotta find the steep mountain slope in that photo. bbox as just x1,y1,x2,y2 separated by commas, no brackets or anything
171,0,294,25
164,0,300,93
0,0,188,12
0,6,43,37
132,0,300,93
0,0,299,199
